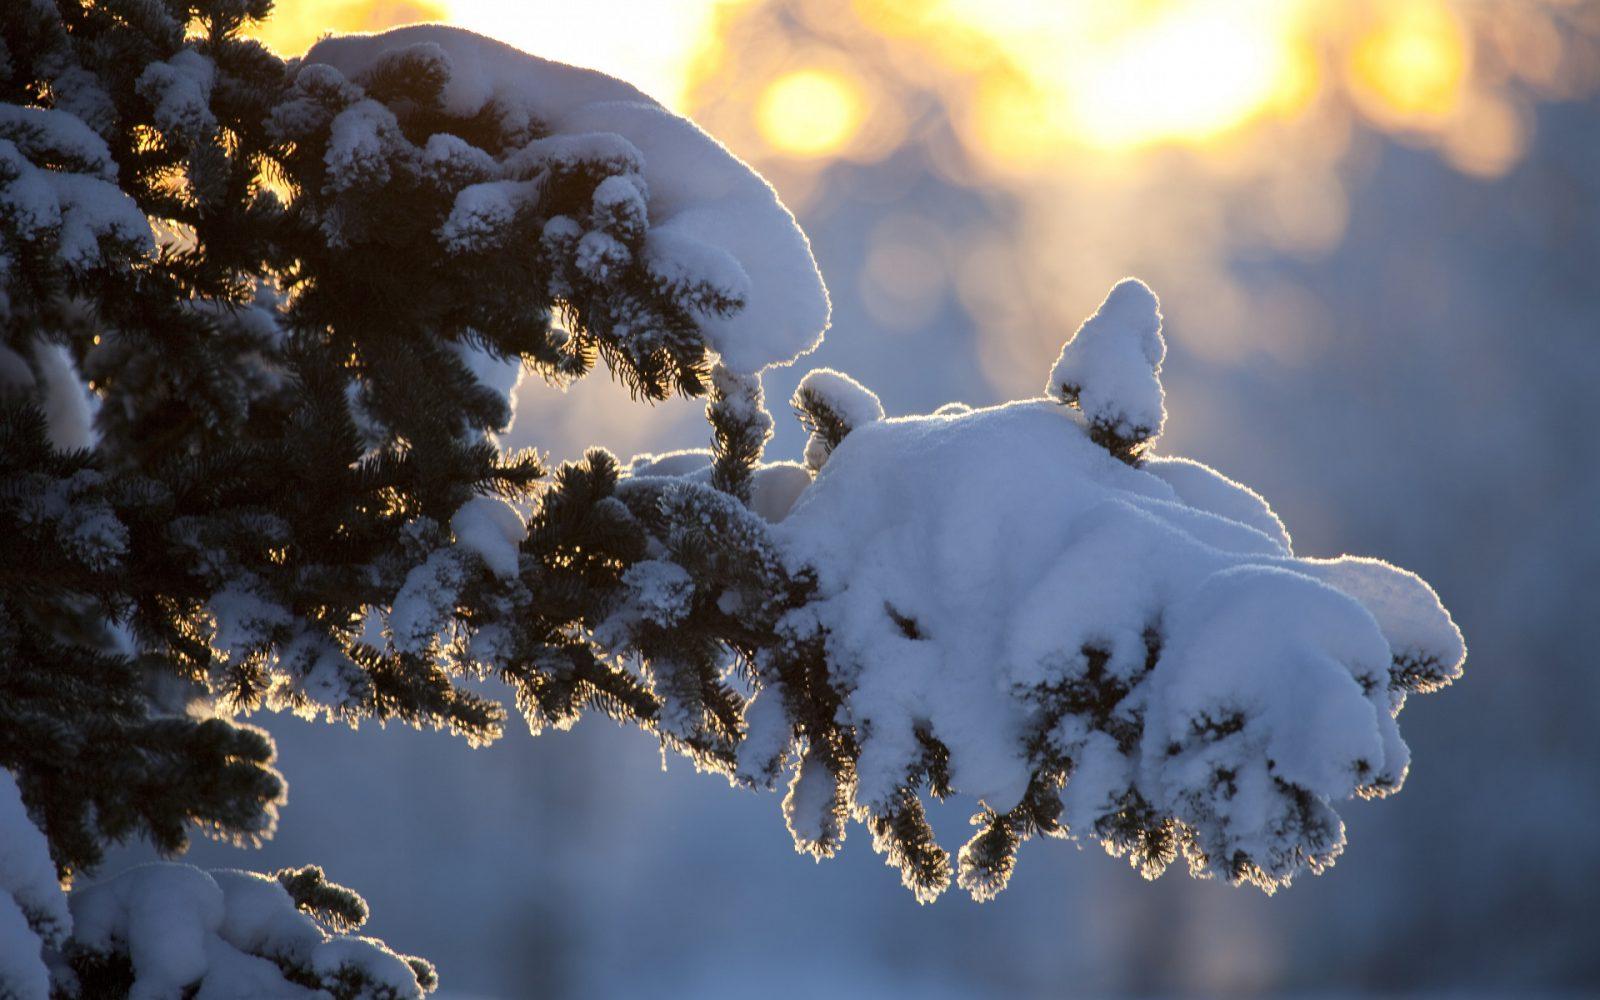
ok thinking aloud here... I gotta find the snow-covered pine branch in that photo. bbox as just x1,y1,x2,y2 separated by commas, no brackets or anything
1,774,434,1000
792,367,884,473
4,11,833,993
286,25,828,395
600,279,1463,903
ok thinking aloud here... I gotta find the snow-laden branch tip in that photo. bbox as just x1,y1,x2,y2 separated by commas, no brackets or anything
1048,277,1166,461
302,25,831,375
763,280,1462,898
605,279,1463,902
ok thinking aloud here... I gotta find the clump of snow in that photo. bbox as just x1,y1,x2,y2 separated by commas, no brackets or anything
0,897,50,1000
795,369,884,430
205,582,293,663
28,339,97,451
0,772,68,1000
9,466,126,577
302,25,830,374
1144,455,1291,554
308,934,426,995
783,751,846,856
772,336,1462,892
323,99,400,193
388,547,467,657
748,461,812,523
0,104,152,267
620,559,696,628
1047,278,1166,451
66,863,430,998
437,181,527,253
135,49,216,142
625,448,716,481
450,495,525,580
623,449,810,524
792,368,884,473
447,336,526,436
600,275,1460,895
643,228,750,317
709,365,770,429
574,228,629,282
69,864,225,997
0,104,118,180
735,683,792,786
48,68,116,138
591,173,647,239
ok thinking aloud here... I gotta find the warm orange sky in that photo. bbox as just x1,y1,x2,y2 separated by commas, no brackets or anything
250,0,1574,176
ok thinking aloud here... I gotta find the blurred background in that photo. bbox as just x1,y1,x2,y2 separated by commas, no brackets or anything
113,1,1600,995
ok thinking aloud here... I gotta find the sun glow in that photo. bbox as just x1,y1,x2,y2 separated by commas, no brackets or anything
254,0,1585,178
945,0,1316,152
253,0,1317,154
756,68,866,157
1060,10,1299,147
1348,0,1469,122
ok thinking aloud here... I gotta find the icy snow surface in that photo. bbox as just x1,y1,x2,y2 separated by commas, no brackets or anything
303,25,830,374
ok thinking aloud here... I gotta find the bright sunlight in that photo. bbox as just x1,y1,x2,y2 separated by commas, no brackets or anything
756,68,866,156
252,0,1508,167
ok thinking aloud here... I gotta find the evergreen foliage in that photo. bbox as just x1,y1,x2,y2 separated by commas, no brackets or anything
0,5,1465,995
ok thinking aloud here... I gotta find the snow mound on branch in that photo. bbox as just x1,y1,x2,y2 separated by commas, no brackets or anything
777,395,1463,884
136,49,217,142
303,25,830,374
68,863,429,998
1143,455,1290,553
451,495,525,580
794,369,884,429
1047,278,1166,444
626,449,812,524
0,772,68,1000
0,105,152,267
793,368,884,472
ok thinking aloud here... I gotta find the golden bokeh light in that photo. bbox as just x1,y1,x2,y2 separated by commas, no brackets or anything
1027,1,1309,150
254,0,1598,178
1348,0,1470,122
756,68,866,157
853,0,1321,158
